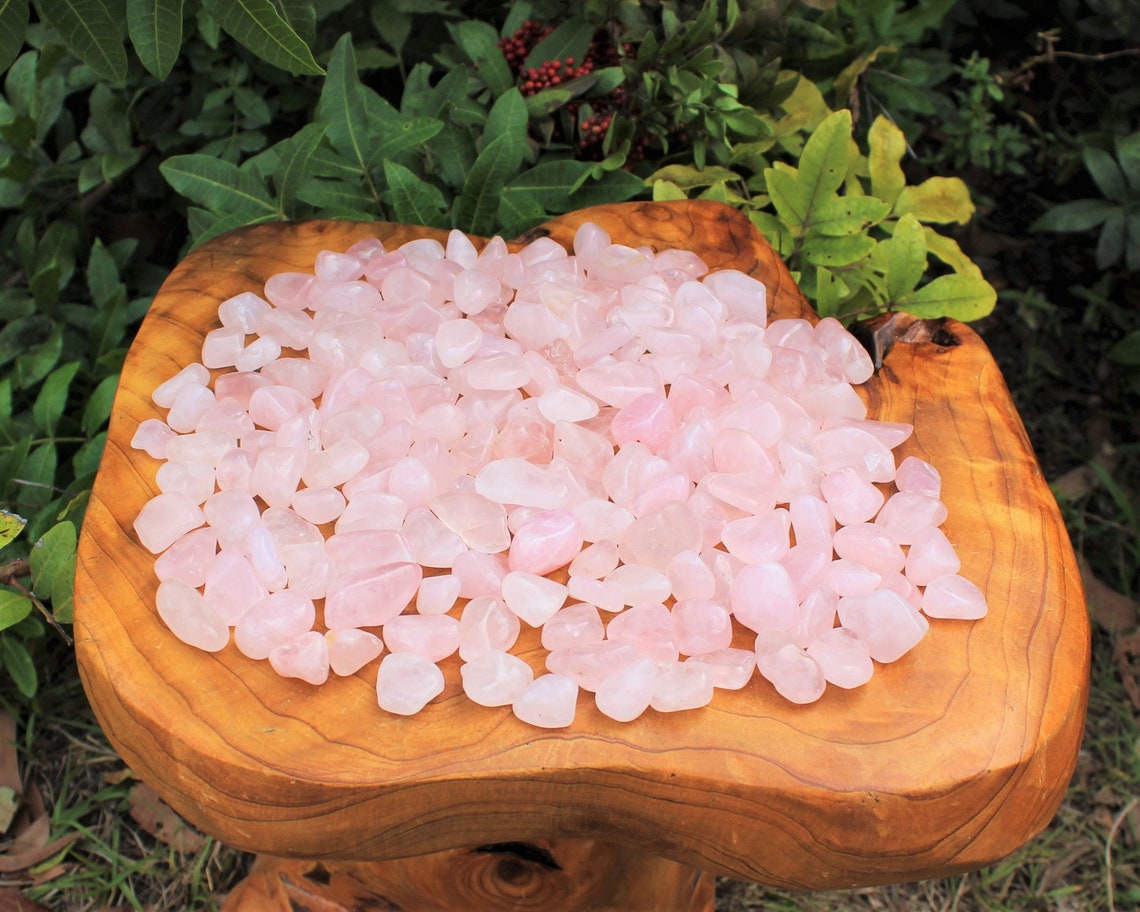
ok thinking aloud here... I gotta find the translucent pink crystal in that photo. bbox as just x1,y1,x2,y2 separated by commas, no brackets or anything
684,648,755,690
921,574,988,619
155,579,229,652
501,571,567,626
323,562,422,629
326,627,384,675
269,631,330,685
512,674,578,728
894,455,942,499
671,599,733,656
594,657,656,722
383,614,461,662
874,491,949,545
134,493,206,554
650,662,714,712
154,526,217,588
233,590,316,660
546,641,640,691
806,627,873,689
606,603,677,664
461,651,534,706
415,573,462,615
731,562,798,633
905,526,962,586
837,589,929,662
458,595,520,661
203,548,266,625
508,509,583,575
376,652,445,715
755,637,826,704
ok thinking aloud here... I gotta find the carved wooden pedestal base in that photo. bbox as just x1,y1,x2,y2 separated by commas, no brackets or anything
221,840,715,911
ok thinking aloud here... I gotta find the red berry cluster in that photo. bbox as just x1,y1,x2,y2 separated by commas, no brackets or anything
518,57,595,96
498,20,553,72
497,21,651,164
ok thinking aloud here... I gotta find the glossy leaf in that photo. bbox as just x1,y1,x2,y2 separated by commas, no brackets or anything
1029,198,1117,233
0,511,26,551
764,166,809,228
868,115,906,206
896,272,997,322
384,160,448,228
0,0,29,73
127,0,184,80
894,176,975,225
450,19,513,98
878,213,926,301
274,122,327,216
1,635,36,697
200,0,323,75
1083,145,1125,201
319,34,369,174
521,16,593,71
811,195,891,236
795,108,852,217
160,154,278,216
31,361,79,436
454,133,525,236
34,0,127,81
29,520,76,622
0,592,32,632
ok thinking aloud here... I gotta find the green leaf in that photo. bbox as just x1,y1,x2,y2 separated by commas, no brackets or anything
1107,328,1140,366
1116,132,1140,193
764,166,809,228
383,159,448,228
319,33,369,174
811,195,891,236
127,0,184,80
369,117,444,170
294,176,378,214
568,168,645,210
521,16,593,72
29,520,76,623
497,190,546,238
483,88,529,150
800,233,875,268
796,108,852,217
0,0,29,73
160,154,278,216
1,636,37,698
503,160,593,212
1084,145,1126,201
893,176,975,225
867,115,906,206
449,20,513,98
200,0,323,75
34,0,127,81
274,121,327,216
32,361,79,436
1096,208,1125,269
879,213,926,301
0,592,33,633
1029,198,1118,233
0,511,26,550
896,272,997,322
81,373,119,437
454,133,525,236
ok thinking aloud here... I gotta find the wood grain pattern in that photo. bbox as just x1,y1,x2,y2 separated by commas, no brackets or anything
73,200,1090,890
222,842,715,911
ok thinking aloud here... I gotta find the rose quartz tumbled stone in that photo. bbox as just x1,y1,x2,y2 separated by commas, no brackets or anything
155,579,229,652
512,674,578,728
594,657,656,722
269,631,330,686
508,509,583,575
461,650,534,706
922,574,988,619
326,627,384,676
376,652,445,715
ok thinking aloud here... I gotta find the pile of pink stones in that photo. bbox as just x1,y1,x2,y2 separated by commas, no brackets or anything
131,221,988,728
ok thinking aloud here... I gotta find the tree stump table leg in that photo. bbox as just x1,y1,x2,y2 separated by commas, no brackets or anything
221,840,715,911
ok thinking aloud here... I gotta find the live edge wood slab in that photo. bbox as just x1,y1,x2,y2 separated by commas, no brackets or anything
74,200,1090,907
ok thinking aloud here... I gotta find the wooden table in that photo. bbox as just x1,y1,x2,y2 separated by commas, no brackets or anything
73,201,1090,911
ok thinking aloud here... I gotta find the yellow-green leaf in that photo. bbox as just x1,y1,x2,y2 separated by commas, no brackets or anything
896,273,997,322
868,115,907,206
894,176,975,225
0,511,26,550
811,195,891,236
879,213,926,301
797,108,853,215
